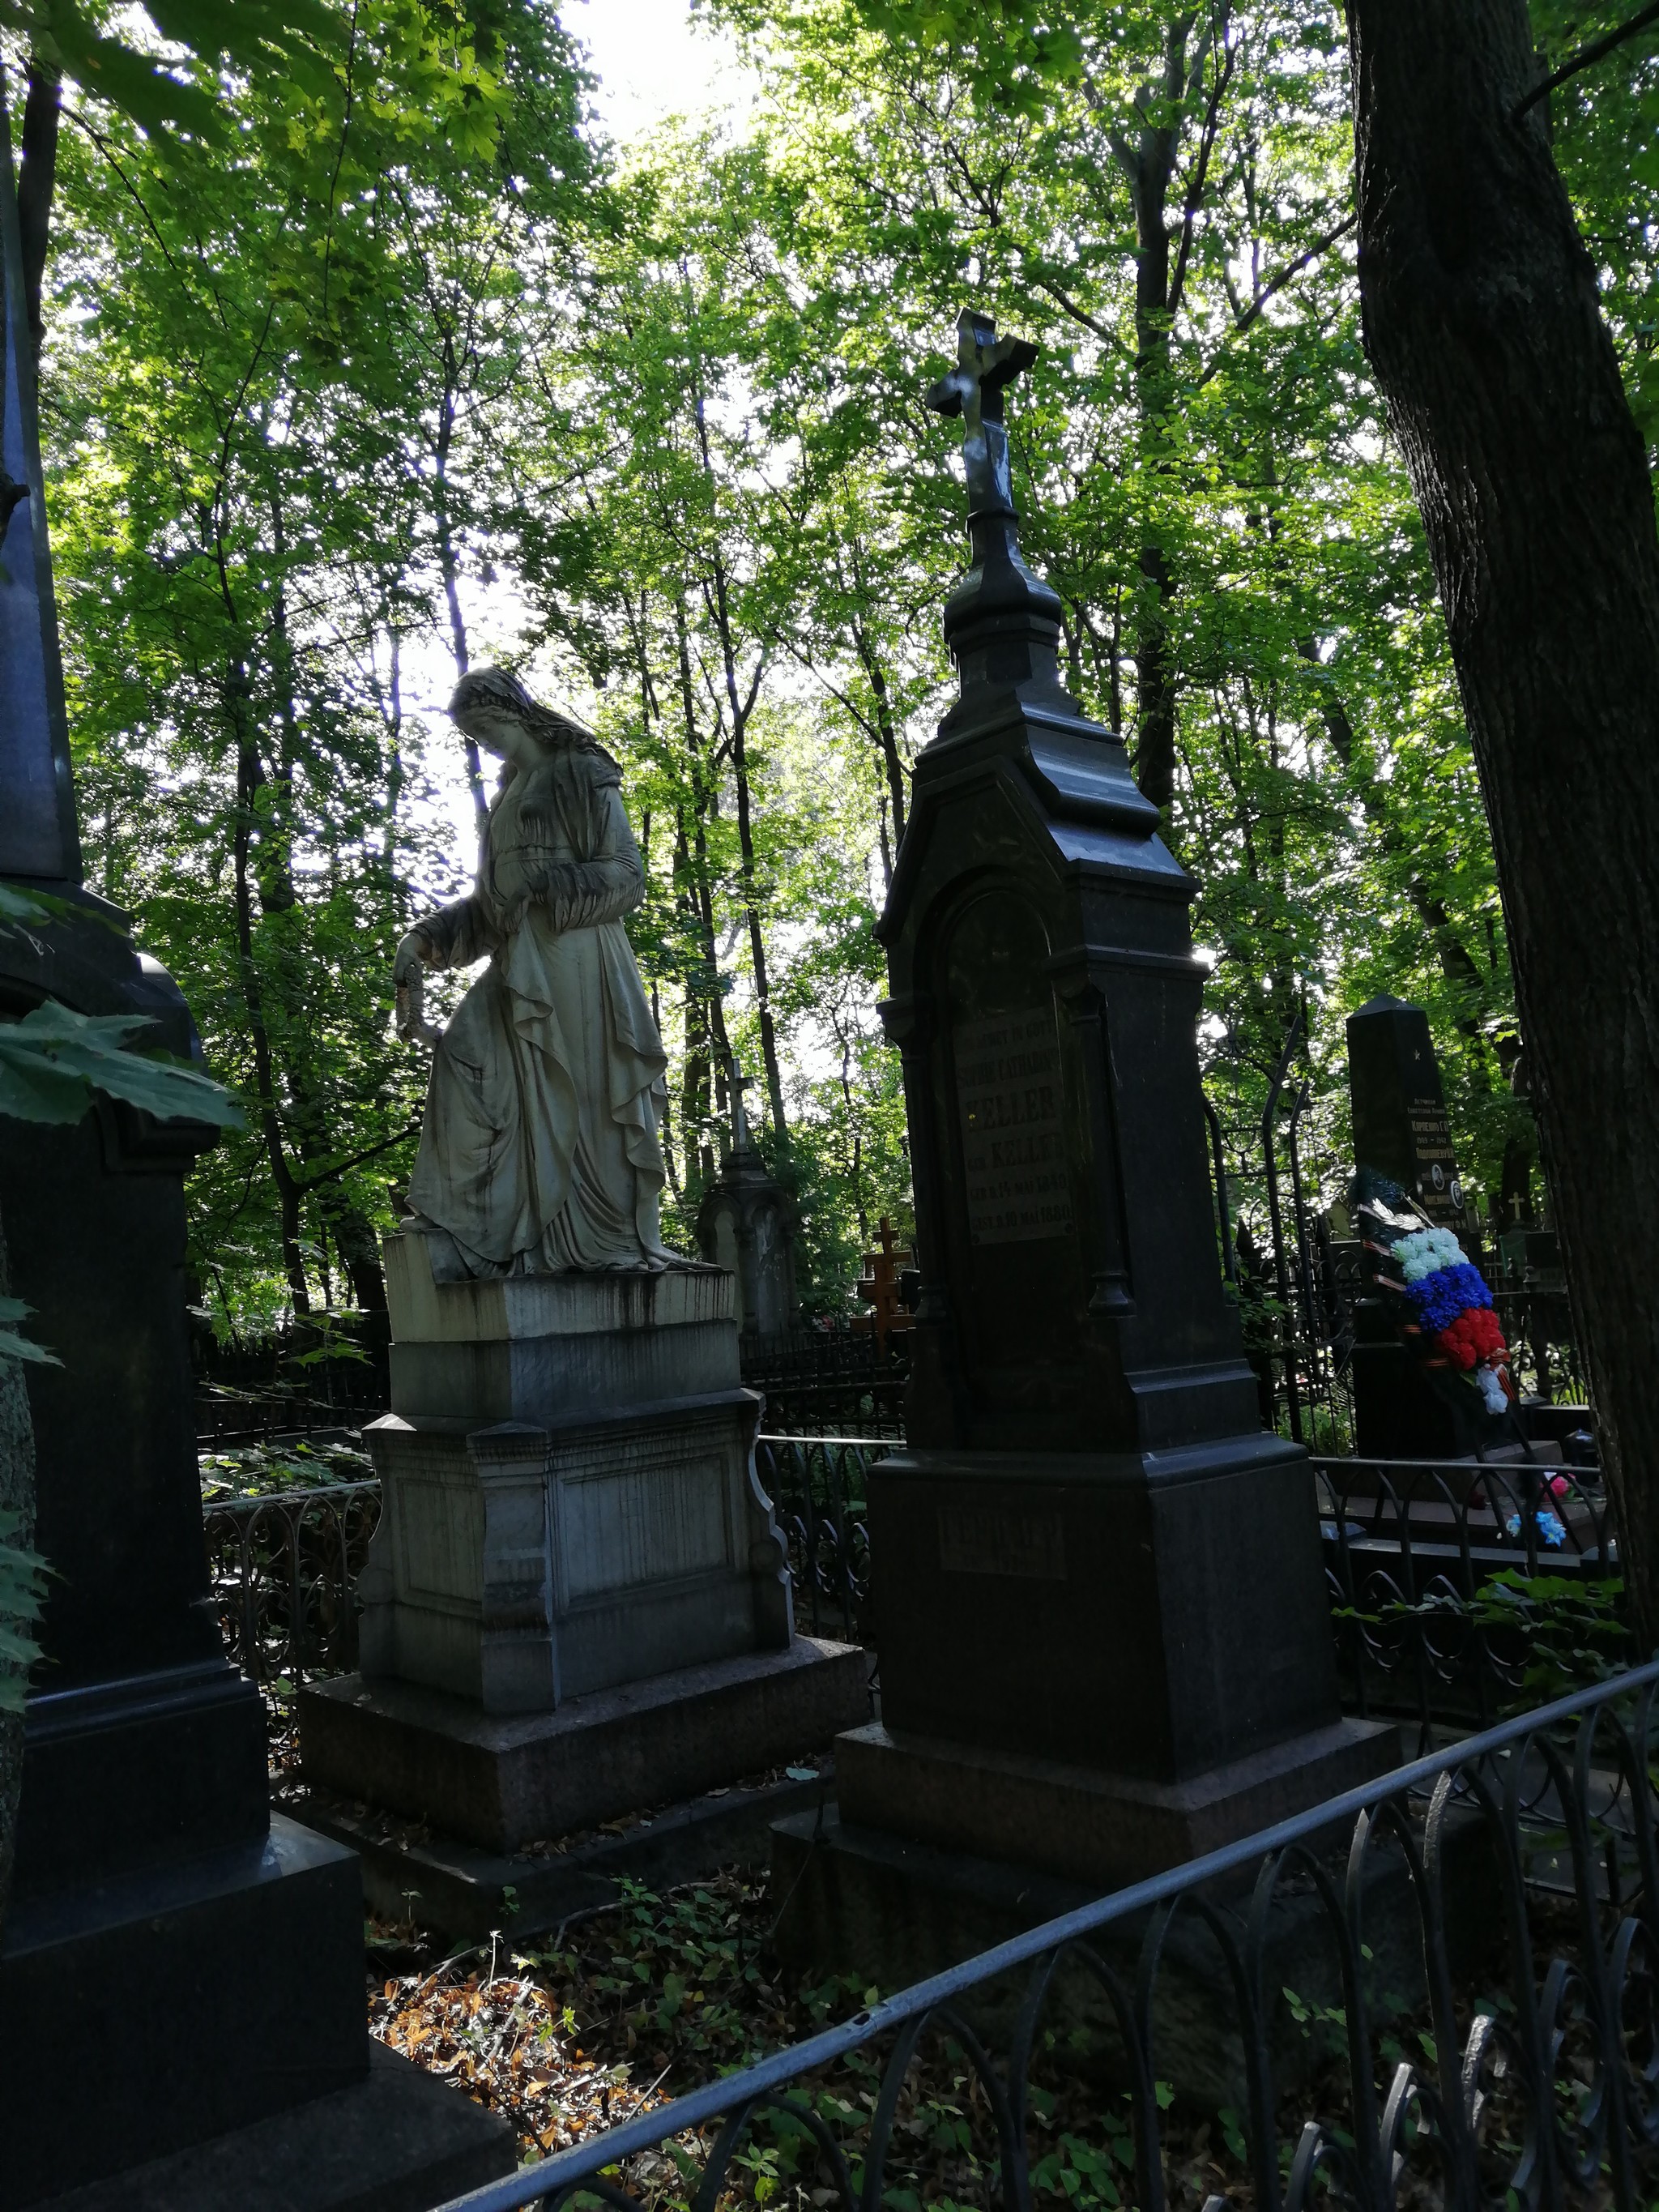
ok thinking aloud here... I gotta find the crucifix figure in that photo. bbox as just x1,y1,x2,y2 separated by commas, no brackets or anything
924,306,1039,523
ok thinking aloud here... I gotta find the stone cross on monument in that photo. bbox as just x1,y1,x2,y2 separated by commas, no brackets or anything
924,305,1038,522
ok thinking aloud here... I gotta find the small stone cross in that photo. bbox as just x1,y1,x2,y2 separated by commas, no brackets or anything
925,306,1038,522
730,1064,755,1153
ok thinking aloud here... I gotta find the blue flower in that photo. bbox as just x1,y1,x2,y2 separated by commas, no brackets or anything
1404,1262,1493,1334
1503,1509,1567,1548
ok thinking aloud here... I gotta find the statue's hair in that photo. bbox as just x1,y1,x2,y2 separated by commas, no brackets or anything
450,666,596,751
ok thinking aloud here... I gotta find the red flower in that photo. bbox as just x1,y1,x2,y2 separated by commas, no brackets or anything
1435,1307,1508,1371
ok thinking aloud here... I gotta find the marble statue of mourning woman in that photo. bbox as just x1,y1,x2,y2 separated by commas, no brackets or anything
393,668,677,1275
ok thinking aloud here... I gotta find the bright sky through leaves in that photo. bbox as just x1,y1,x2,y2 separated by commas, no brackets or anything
563,0,753,139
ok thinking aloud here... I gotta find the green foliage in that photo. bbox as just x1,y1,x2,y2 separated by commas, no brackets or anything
29,0,1659,1333
0,1507,48,1715
0,1002,245,1130
198,1433,373,1501
1467,1568,1631,1703
0,1296,57,1369
1338,1565,1631,1708
0,0,345,147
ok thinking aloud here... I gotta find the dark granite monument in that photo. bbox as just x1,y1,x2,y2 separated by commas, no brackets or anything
1346,995,1485,1458
774,311,1397,1948
0,101,510,2208
1347,994,1469,1230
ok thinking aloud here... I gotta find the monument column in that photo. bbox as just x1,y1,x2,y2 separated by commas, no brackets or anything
0,91,510,2206
783,311,1400,1907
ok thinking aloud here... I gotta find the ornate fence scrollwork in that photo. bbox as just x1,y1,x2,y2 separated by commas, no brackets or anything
1316,1455,1623,1736
203,1478,382,1687
425,1663,1659,2212
753,1434,884,1644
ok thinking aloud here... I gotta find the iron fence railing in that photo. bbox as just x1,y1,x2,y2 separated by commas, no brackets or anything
740,1330,910,1439
203,1437,887,1693
207,1441,1625,1751
429,1659,1659,2212
203,1477,382,1687
756,1434,888,1642
195,1387,385,1446
1317,1455,1621,1743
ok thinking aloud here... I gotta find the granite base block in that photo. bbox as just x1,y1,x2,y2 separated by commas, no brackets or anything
0,1816,366,2209
28,2040,515,2212
834,1715,1402,1892
301,1766,835,1945
299,1638,872,1852
770,1804,1503,2107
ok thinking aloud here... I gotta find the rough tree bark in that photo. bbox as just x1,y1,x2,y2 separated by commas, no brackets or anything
1346,0,1659,1646
15,55,59,357
0,1211,36,1938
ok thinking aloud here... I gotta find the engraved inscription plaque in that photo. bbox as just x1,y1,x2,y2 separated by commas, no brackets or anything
937,1504,1067,1581
1406,1102,1465,1225
954,1005,1074,1245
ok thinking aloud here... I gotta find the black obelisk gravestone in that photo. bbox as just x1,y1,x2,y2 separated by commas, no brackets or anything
815,311,1398,1889
0,97,509,2208
1346,994,1480,1457
1347,993,1469,1229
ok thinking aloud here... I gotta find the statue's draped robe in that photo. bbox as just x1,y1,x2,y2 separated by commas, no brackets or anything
407,743,673,1273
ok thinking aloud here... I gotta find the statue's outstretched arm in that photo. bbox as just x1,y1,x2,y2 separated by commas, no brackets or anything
393,898,494,1040
407,895,496,970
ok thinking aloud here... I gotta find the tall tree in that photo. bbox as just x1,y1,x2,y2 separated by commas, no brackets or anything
1346,0,1659,1642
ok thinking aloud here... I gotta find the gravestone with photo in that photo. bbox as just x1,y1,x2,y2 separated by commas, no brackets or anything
0,99,513,2208
773,312,1398,1975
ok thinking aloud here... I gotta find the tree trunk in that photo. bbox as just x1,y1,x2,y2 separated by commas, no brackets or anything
15,55,59,357
1110,17,1210,813
1347,0,1659,1646
228,660,310,1313
0,1209,36,1938
850,612,908,841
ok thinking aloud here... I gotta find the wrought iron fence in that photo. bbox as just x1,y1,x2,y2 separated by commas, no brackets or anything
1318,1454,1623,1743
195,1388,378,1445
756,1434,889,1643
429,1659,1659,2212
203,1478,382,1686
205,1441,1627,1739
202,1437,887,1692
741,1332,909,1438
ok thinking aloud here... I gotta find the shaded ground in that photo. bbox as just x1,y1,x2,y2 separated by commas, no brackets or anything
360,1870,1306,2208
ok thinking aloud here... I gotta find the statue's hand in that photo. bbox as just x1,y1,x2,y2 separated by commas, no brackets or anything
393,931,429,989
394,932,442,1046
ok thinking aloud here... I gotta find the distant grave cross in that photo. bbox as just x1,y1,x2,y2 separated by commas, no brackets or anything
925,306,1038,522
730,1062,756,1152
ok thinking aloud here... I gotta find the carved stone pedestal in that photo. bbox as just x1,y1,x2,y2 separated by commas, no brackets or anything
298,1234,868,1844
